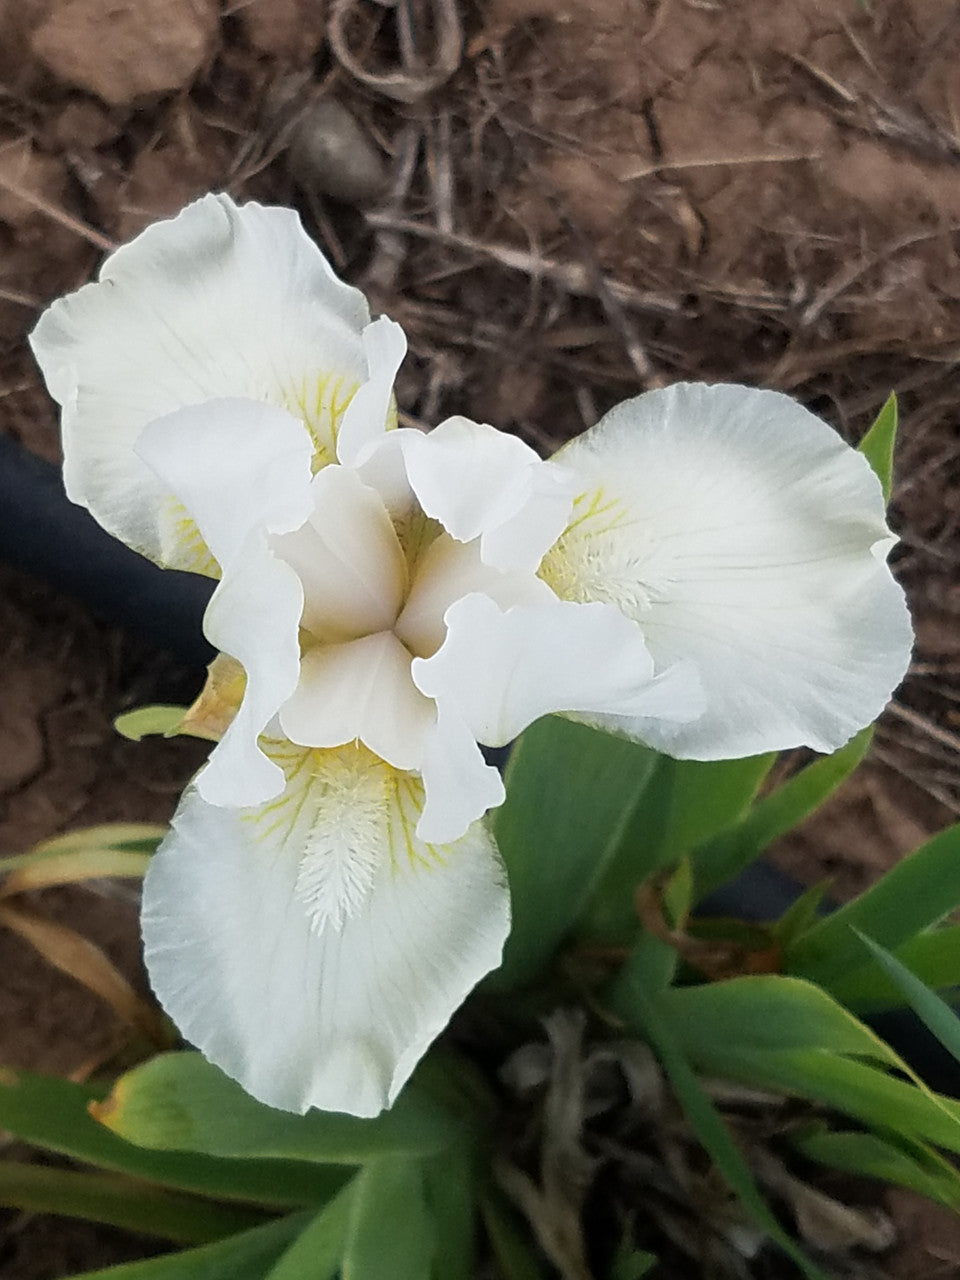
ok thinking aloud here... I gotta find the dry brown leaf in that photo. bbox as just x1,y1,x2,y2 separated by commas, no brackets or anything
0,902,169,1047
180,653,246,742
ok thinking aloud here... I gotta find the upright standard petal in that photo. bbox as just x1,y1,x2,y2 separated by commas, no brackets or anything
335,317,407,464
141,742,510,1117
29,194,372,569
395,532,555,659
401,416,576,572
541,383,913,758
136,395,316,806
272,465,407,642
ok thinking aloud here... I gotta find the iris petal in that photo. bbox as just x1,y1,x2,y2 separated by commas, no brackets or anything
543,382,913,758
142,743,510,1117
281,633,435,772
401,416,575,571
396,533,553,659
136,397,315,569
29,193,371,568
273,465,407,642
196,535,304,807
417,703,506,845
413,593,703,748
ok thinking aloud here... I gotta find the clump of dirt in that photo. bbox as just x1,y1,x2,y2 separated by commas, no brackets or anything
31,0,220,106
1,1217,163,1279
0,566,205,1277
0,566,206,1073
0,1,958,1276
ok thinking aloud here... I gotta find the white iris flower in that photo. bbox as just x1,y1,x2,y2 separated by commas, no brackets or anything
30,194,912,1118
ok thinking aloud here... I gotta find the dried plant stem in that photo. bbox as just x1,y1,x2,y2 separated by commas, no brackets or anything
329,0,463,103
364,212,681,316
617,149,821,181
0,175,116,252
887,700,960,756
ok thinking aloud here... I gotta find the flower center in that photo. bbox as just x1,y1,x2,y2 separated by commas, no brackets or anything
539,487,658,621
273,470,464,775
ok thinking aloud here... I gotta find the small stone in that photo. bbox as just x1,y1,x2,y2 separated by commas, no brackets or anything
286,98,387,206
31,0,219,107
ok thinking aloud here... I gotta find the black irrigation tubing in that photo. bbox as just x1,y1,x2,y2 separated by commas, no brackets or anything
2,434,958,1094
0,435,214,667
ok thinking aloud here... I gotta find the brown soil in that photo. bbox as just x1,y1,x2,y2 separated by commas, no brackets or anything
0,0,959,1276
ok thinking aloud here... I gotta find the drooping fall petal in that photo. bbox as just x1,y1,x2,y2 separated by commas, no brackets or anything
141,743,510,1117
541,383,912,758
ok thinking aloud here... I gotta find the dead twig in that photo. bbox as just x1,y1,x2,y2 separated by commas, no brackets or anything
763,332,960,389
788,51,960,165
801,226,960,327
0,287,40,309
364,125,422,297
0,174,116,253
428,108,455,235
872,744,960,817
887,701,960,758
364,213,683,316
786,52,858,105
859,93,960,166
617,149,821,182
539,178,664,387
329,0,462,103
